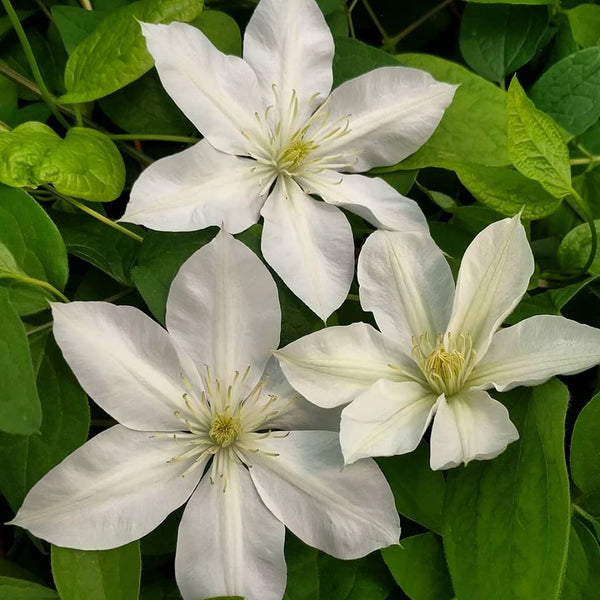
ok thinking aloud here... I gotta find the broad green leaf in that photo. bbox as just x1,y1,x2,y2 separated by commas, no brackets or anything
284,534,394,600
6,104,51,128
456,164,562,219
377,442,445,533
567,4,600,48
443,380,570,600
0,338,89,510
0,185,68,315
571,392,600,515
562,519,600,599
52,542,141,600
0,75,17,122
52,6,107,54
0,289,40,435
464,0,551,4
191,10,241,56
382,533,453,600
459,4,548,82
0,241,25,275
37,128,125,202
0,576,58,599
61,0,204,103
558,220,600,275
507,77,572,198
530,47,600,136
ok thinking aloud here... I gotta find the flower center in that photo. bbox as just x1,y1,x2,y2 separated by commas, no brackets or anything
277,133,318,172
209,412,241,447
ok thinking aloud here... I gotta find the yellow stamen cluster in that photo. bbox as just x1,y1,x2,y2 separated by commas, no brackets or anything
209,412,242,447
277,134,318,172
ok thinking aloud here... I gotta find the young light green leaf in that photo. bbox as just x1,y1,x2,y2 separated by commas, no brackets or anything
52,542,141,600
382,533,453,600
0,576,58,599
443,380,570,600
507,77,573,198
561,519,600,600
456,164,562,219
0,337,89,511
52,6,107,54
0,289,41,435
567,4,600,48
530,47,600,136
60,0,204,103
558,220,600,276
459,4,548,82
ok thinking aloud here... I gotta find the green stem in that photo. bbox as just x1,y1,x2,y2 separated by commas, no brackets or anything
384,0,453,48
570,156,600,166
108,133,199,144
80,0,93,8
0,272,69,302
0,0,70,129
347,0,359,38
73,104,84,128
361,0,389,44
573,503,599,525
26,321,53,336
568,190,597,276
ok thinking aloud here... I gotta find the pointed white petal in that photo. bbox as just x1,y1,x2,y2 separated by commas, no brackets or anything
446,216,534,357
260,177,354,320
243,0,334,120
468,315,600,392
429,390,519,470
276,322,422,409
166,231,280,397
141,21,261,155
297,170,427,232
10,426,204,549
175,462,286,600
51,302,184,431
250,431,400,559
340,380,437,465
358,230,455,348
122,141,268,233
312,66,457,172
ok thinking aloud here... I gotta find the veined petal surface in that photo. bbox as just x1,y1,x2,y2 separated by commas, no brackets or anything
166,231,280,395
429,390,519,470
260,177,354,320
358,230,455,348
468,315,600,391
250,431,400,559
175,465,286,600
141,21,261,155
122,141,268,233
276,322,420,408
312,66,457,172
9,426,204,550
340,380,437,465
51,302,185,431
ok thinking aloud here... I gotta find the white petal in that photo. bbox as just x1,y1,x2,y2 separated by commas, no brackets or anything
260,177,354,320
446,215,534,357
9,426,204,550
297,170,428,231
468,315,600,392
340,380,437,465
312,66,457,172
429,390,519,470
175,462,286,600
166,231,280,398
276,322,422,409
122,141,268,233
243,0,334,120
51,302,184,431
358,230,455,348
141,21,262,155
250,431,400,559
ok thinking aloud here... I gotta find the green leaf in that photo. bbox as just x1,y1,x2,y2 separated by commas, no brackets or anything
561,519,600,599
530,47,600,136
0,241,25,275
558,220,600,275
0,576,58,599
52,542,141,600
459,4,548,82
456,164,562,219
382,533,453,600
376,442,445,533
0,337,89,510
464,0,552,4
567,4,600,48
0,289,40,435
52,6,107,54
61,0,204,103
191,10,241,56
571,392,600,515
0,186,68,316
0,75,18,122
507,77,572,198
37,128,125,202
443,380,570,600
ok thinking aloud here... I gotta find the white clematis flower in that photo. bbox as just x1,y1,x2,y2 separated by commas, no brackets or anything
276,216,600,470
120,0,457,320
9,232,399,600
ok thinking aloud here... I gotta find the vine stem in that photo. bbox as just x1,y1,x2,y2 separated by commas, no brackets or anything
108,133,199,144
0,0,70,129
80,0,93,9
568,189,597,276
0,272,69,302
